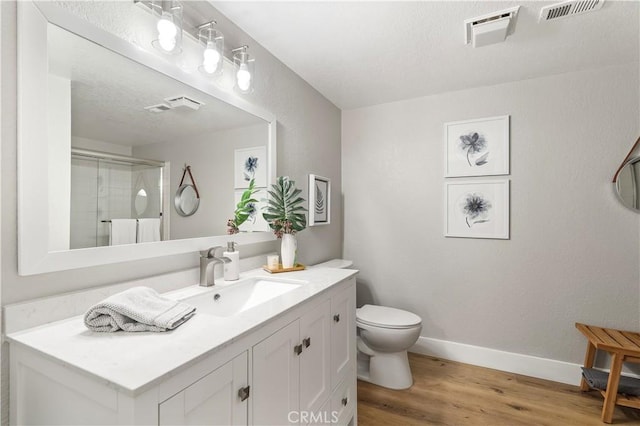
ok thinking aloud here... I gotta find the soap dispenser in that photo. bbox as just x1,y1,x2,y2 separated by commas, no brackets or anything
223,241,239,281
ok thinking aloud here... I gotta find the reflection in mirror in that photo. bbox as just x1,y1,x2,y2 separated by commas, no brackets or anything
615,157,640,211
47,22,269,249
135,189,149,216
70,149,164,249
175,185,200,217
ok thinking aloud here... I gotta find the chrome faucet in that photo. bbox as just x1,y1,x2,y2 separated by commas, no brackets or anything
199,246,231,287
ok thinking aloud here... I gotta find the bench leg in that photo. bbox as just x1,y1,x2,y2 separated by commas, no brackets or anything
580,341,597,391
602,353,624,424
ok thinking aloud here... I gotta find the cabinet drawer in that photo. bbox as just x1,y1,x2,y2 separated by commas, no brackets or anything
331,370,356,426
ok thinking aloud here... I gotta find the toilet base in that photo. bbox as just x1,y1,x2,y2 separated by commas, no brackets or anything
357,345,413,390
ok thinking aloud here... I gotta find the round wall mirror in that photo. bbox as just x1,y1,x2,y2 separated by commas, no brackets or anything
174,184,200,217
614,156,640,212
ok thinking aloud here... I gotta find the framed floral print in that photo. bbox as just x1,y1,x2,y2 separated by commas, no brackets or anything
309,174,330,226
234,146,267,189
444,115,510,177
444,179,510,239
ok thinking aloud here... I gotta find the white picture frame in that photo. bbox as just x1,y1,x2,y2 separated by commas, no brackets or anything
444,179,510,239
233,188,270,232
234,146,267,189
309,174,330,226
444,115,510,177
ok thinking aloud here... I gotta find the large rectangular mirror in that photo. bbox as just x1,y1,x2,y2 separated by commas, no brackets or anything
18,1,276,275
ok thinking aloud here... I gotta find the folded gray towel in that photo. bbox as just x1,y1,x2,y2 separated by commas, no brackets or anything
581,367,640,396
84,286,196,332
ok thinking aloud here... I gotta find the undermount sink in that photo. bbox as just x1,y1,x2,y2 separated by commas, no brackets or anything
185,277,305,317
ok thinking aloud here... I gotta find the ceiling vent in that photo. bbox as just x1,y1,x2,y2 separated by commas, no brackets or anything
464,6,521,48
164,96,204,111
144,103,171,113
539,0,605,22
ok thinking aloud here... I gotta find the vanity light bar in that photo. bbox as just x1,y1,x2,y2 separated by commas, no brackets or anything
134,0,255,94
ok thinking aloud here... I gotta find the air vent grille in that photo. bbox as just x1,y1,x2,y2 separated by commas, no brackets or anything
165,96,204,111
540,0,604,21
144,104,171,113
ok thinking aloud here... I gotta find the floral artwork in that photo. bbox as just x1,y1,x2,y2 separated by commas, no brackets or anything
234,146,267,189
308,174,330,226
462,193,491,228
244,156,259,181
444,116,509,177
445,179,509,239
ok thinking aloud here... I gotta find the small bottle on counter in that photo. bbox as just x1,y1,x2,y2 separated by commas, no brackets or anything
223,241,240,281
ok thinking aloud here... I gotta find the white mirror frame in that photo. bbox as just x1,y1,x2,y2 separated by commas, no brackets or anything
18,1,276,275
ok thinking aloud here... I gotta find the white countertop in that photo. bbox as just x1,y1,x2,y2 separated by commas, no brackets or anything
6,267,357,396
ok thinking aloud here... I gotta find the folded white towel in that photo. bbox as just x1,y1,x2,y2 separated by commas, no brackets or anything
84,287,196,332
109,219,137,246
137,218,161,243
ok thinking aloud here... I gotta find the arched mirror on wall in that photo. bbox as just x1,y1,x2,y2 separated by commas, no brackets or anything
613,136,640,212
17,1,276,275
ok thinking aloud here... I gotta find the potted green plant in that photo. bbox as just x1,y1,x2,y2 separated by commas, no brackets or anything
227,178,258,234
262,176,306,268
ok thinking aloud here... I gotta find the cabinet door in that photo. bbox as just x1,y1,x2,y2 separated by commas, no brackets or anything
252,320,300,425
299,299,331,414
330,283,356,389
159,351,248,425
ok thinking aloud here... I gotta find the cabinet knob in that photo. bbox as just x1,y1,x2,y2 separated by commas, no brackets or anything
341,397,348,407
333,314,340,323
294,344,303,356
238,386,250,402
303,337,311,348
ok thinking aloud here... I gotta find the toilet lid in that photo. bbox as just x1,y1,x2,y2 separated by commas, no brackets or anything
356,304,421,328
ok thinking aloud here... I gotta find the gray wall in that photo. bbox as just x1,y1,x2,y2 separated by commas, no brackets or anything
342,63,640,364
1,1,342,305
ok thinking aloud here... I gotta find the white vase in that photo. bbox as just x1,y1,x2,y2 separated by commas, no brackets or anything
280,234,297,268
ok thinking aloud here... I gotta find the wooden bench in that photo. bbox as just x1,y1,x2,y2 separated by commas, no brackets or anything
576,323,640,423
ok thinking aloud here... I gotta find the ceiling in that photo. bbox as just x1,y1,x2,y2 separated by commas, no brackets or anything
213,1,639,110
48,23,264,147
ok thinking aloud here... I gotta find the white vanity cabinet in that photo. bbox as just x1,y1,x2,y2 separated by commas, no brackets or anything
252,284,356,426
252,299,331,424
8,274,357,426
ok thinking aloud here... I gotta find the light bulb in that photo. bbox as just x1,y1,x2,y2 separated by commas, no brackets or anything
157,13,177,52
236,63,251,92
202,41,221,74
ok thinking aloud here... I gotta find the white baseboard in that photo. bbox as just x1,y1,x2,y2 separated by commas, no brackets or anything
410,336,582,386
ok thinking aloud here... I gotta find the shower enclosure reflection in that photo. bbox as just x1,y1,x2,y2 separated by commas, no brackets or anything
70,149,164,249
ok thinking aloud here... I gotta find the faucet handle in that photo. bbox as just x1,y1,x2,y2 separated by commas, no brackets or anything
200,246,223,258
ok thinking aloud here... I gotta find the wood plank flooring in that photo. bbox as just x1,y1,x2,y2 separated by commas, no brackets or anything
357,353,640,425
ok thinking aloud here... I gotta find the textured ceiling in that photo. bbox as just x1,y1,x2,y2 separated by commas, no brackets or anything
213,1,640,110
48,23,264,147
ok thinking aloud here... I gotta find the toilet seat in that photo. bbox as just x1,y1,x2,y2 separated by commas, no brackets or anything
356,304,421,329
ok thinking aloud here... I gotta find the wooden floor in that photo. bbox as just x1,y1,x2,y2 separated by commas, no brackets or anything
357,353,640,425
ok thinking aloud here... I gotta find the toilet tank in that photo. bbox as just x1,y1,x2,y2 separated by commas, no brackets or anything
311,259,353,269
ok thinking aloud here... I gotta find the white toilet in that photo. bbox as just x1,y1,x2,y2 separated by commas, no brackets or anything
356,304,422,390
311,259,422,390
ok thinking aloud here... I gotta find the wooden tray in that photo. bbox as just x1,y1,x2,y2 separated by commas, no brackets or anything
262,263,306,274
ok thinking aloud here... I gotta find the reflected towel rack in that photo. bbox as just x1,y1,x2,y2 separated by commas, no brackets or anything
103,216,163,244
101,213,163,223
